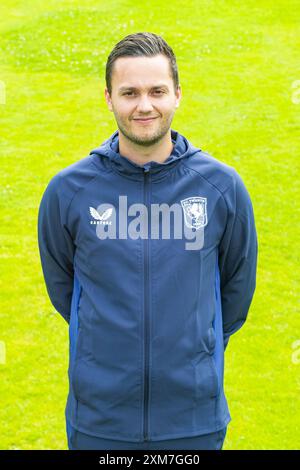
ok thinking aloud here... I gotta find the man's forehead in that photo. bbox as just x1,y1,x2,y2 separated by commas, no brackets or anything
111,55,173,92
114,54,168,68
113,55,171,77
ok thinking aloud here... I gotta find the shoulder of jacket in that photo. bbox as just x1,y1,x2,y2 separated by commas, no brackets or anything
182,149,240,196
46,154,103,200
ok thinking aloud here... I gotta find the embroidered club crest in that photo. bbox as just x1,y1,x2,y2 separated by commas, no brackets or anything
180,197,208,230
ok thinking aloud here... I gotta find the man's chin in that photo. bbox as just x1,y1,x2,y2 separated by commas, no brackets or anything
131,136,161,147
120,130,164,147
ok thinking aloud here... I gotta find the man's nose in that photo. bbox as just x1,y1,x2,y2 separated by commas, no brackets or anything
136,95,154,112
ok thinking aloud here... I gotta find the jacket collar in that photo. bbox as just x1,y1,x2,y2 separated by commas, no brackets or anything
90,129,200,180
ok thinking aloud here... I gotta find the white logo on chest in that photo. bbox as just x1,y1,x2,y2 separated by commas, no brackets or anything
180,197,208,230
89,207,113,225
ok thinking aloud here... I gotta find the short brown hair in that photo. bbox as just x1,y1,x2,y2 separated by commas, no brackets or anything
105,32,179,95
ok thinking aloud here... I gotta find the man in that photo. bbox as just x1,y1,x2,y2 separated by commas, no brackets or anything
37,32,258,450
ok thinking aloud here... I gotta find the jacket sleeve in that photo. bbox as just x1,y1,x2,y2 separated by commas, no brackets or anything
37,174,75,324
218,170,258,351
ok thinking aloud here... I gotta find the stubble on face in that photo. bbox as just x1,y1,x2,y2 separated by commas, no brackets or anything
113,107,175,148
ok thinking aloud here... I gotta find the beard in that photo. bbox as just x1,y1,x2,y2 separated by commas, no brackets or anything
114,112,174,148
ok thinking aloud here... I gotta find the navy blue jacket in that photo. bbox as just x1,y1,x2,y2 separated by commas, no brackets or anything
37,129,258,442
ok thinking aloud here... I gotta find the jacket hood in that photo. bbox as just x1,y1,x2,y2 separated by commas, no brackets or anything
89,128,200,177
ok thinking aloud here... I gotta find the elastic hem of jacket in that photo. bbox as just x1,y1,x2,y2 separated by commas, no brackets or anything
65,414,231,443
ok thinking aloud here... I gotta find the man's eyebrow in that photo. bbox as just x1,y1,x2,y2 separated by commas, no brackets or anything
119,84,169,92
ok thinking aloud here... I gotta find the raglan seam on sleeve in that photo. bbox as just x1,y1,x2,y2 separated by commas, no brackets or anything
181,162,241,268
57,159,104,229
181,160,236,213
181,161,245,239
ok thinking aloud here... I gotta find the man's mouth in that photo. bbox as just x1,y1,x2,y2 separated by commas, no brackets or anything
133,117,158,124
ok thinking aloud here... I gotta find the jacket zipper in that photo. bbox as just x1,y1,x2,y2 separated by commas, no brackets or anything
143,167,150,441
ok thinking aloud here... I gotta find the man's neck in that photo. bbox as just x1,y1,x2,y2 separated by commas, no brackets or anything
118,130,174,166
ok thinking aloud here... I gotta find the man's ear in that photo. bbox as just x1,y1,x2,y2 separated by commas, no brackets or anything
104,88,113,112
175,84,182,108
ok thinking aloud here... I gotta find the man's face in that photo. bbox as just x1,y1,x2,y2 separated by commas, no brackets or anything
104,54,181,147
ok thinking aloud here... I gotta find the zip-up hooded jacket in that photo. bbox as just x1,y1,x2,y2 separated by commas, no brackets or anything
37,129,258,442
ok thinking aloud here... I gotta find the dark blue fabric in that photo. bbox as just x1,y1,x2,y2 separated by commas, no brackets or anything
66,419,227,450
66,417,73,450
38,128,258,443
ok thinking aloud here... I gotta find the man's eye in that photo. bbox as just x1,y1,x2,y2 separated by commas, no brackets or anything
123,90,164,96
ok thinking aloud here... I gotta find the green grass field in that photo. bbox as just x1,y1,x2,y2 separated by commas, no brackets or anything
0,0,299,450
